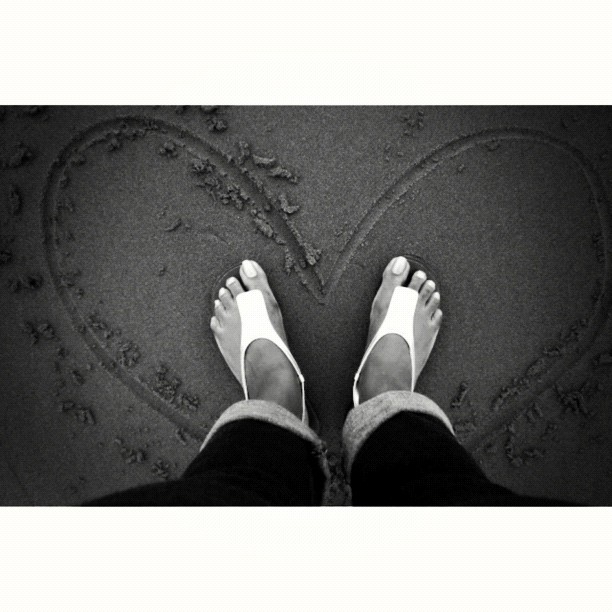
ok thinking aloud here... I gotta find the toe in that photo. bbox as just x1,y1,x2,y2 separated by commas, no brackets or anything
427,291,440,314
214,298,224,315
370,257,409,322
218,286,233,309
381,256,410,288
419,279,435,303
226,276,244,298
239,259,271,293
210,316,221,333
432,308,443,326
408,269,427,291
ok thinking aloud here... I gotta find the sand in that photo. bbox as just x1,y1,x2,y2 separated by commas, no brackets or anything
0,105,611,505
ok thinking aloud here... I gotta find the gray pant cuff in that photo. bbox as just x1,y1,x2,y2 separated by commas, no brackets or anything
200,398,330,485
341,390,455,480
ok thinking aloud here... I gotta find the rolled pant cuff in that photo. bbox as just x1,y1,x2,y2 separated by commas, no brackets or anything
342,390,455,479
200,398,330,481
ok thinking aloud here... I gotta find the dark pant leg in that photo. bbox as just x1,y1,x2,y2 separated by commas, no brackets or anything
86,419,325,506
350,412,574,506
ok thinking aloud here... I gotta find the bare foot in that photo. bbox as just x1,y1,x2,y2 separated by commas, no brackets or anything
210,260,303,419
357,256,443,403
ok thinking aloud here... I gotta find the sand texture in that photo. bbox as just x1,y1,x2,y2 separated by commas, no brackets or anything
1,105,611,505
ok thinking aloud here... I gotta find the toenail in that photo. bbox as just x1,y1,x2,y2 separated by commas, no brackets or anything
414,270,426,279
219,287,228,295
227,277,237,284
392,256,407,274
214,299,221,308
242,260,257,278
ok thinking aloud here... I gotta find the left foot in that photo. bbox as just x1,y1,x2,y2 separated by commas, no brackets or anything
357,256,443,403
210,260,303,420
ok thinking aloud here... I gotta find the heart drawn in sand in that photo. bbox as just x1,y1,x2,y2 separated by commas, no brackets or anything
43,116,611,444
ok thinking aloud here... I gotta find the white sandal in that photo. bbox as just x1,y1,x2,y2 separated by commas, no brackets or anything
226,288,309,425
353,285,423,407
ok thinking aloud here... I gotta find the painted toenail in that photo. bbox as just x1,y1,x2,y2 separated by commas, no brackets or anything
392,256,407,274
242,260,257,278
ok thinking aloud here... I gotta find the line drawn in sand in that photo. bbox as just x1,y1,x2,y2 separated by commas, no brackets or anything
42,116,612,444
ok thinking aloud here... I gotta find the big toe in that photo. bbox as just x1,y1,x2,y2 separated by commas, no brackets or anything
381,256,410,290
239,259,271,293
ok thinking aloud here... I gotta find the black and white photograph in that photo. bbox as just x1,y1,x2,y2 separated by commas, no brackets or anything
2,2,611,610
1,105,611,506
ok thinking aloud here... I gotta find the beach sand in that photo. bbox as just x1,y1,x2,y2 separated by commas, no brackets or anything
1,105,611,505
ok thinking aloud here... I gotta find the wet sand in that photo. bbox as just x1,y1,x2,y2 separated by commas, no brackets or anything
1,105,611,505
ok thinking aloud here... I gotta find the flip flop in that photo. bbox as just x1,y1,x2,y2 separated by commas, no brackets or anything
211,264,320,432
352,256,438,407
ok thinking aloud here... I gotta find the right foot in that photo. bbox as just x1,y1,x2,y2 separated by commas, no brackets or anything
357,256,443,403
210,260,304,420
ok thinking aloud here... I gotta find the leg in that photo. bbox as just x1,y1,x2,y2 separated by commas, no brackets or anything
345,256,574,506
86,260,328,505
344,391,570,505
87,400,327,506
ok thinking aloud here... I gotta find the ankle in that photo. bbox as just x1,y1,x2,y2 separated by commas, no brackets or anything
247,369,302,416
358,371,412,403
